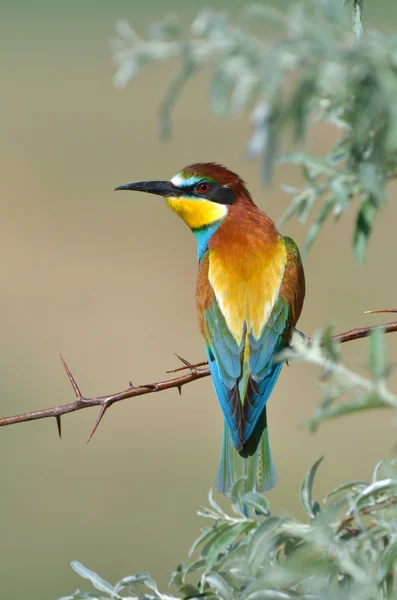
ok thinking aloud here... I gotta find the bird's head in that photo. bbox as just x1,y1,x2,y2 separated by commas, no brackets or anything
115,162,253,230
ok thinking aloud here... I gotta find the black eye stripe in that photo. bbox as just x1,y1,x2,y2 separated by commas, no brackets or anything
207,186,235,205
181,182,235,205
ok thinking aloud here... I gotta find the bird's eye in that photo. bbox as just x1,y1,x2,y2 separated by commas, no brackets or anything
196,182,211,194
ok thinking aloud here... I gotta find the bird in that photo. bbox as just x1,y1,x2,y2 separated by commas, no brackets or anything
115,163,305,497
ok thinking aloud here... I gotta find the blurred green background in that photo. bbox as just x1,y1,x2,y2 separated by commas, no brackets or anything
1,1,397,598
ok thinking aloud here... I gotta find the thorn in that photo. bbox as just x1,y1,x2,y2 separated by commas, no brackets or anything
59,354,82,398
166,356,208,374
86,404,109,445
364,308,397,314
55,415,62,439
129,381,134,388
175,353,192,367
177,385,182,396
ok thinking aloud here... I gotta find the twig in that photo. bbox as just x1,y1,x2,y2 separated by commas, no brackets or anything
352,0,364,41
0,310,396,440
338,496,397,534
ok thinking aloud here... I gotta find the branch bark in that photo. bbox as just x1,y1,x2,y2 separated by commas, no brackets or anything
1,310,396,441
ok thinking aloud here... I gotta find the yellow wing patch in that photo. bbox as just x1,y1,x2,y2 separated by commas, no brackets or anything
208,237,287,344
166,197,228,230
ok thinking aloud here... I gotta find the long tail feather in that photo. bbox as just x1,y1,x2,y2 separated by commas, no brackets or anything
215,408,277,496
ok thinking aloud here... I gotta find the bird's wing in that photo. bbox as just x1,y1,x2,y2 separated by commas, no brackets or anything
279,236,306,326
204,297,244,451
242,297,290,442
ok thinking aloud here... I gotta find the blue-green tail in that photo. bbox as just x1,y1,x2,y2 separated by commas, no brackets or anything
215,408,277,496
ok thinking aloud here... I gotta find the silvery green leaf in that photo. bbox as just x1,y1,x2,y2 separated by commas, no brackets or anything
208,488,225,516
352,0,364,40
373,458,397,481
191,9,227,36
304,195,335,255
202,572,234,600
114,572,161,596
231,69,257,113
301,457,324,518
150,15,181,41
244,592,295,600
230,477,248,516
113,60,140,89
354,478,397,507
115,19,137,40
321,325,339,362
278,188,316,226
184,558,206,577
201,524,233,558
306,392,388,433
240,578,295,600
132,572,160,593
368,327,386,381
197,505,223,520
70,562,117,597
298,188,318,224
169,563,185,589
216,550,252,586
205,521,254,570
169,560,206,592
262,112,279,183
284,541,335,575
210,68,233,118
378,536,397,581
323,480,368,502
179,583,202,597
289,76,316,143
241,491,270,516
359,163,387,206
280,184,300,195
246,126,267,158
331,178,350,219
248,518,283,572
59,593,103,599
353,195,378,265
277,153,338,176
189,526,219,557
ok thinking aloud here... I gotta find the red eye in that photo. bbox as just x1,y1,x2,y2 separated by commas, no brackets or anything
196,182,210,194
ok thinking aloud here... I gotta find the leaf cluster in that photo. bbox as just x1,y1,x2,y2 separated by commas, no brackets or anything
110,0,397,262
283,327,397,433
61,458,397,600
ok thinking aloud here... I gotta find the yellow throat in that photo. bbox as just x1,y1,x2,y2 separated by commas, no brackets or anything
166,197,228,230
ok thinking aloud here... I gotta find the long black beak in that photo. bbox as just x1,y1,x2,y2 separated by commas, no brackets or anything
114,180,180,197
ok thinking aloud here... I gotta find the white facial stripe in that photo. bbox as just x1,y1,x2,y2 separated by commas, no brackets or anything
171,174,200,188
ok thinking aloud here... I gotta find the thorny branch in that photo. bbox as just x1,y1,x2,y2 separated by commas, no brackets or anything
1,310,396,442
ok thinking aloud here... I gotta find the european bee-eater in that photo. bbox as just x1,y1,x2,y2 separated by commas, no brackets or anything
115,163,305,496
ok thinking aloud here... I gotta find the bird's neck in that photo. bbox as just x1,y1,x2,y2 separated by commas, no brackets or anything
193,219,225,261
